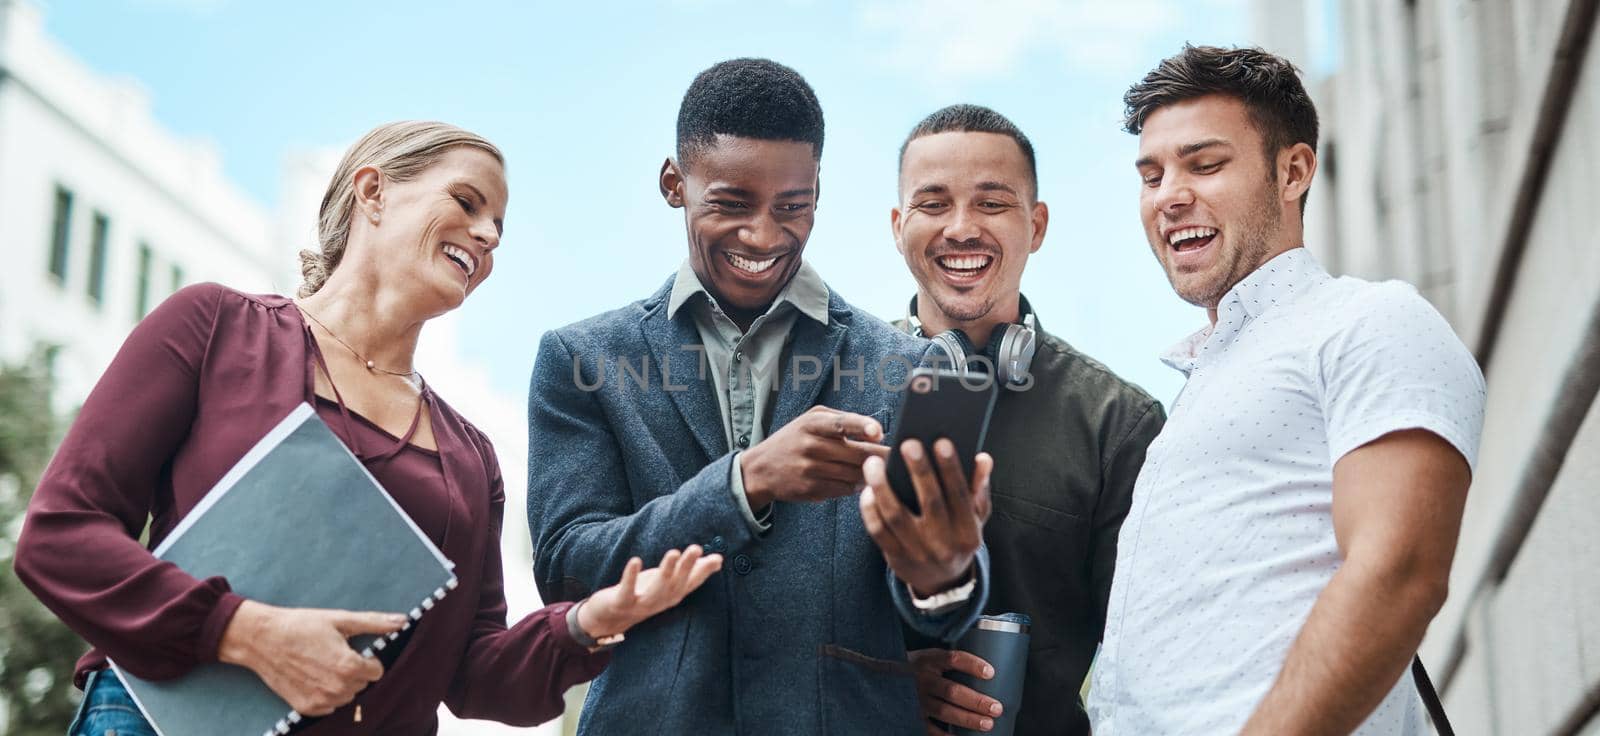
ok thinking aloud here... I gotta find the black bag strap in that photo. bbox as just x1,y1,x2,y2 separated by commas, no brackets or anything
1412,655,1453,736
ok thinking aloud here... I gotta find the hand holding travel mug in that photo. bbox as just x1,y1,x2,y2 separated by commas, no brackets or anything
948,613,1030,736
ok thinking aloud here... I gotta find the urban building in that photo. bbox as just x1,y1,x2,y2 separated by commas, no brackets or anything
0,0,296,407
0,3,556,733
1254,1,1600,733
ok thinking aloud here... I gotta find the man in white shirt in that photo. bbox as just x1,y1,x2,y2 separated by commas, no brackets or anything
1087,45,1487,735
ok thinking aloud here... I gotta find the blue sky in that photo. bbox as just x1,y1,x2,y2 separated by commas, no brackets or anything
45,0,1256,405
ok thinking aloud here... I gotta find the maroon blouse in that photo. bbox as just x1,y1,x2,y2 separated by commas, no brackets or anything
14,283,608,733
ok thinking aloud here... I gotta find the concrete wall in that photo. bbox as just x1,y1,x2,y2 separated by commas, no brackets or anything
1256,0,1600,732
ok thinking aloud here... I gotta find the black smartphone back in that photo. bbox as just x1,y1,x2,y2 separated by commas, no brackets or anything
885,367,1000,514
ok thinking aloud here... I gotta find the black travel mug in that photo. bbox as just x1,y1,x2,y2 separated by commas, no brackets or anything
947,613,1030,736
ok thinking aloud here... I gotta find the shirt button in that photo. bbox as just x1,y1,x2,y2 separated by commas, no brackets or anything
707,536,725,554
733,554,753,575
737,434,750,448
733,351,743,362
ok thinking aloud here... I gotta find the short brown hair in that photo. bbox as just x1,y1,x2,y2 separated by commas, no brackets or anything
1124,45,1318,209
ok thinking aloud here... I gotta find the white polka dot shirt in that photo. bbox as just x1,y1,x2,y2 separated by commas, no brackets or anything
1086,247,1487,735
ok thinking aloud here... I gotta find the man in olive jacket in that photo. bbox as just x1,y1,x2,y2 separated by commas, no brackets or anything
891,104,1164,736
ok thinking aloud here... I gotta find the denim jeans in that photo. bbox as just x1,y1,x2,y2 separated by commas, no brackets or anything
67,669,156,736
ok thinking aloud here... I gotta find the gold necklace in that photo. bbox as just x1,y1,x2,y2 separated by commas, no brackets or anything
298,306,420,382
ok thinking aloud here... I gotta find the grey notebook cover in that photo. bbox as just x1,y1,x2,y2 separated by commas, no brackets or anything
110,402,458,736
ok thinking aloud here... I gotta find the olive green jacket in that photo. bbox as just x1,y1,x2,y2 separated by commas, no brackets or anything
896,301,1164,736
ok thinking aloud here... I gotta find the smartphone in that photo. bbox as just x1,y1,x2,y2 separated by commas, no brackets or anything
884,367,1000,514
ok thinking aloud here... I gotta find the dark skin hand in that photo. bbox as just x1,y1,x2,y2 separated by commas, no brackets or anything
910,647,1002,734
860,438,993,597
740,405,890,509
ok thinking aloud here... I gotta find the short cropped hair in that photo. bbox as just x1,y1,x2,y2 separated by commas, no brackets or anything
1124,45,1318,209
675,58,824,166
899,104,1038,198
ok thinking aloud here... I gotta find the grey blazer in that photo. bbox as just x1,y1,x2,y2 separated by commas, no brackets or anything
527,276,989,735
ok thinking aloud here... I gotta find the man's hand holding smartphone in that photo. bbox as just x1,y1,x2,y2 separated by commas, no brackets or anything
861,437,993,596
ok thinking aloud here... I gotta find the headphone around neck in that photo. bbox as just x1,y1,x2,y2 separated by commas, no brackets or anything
906,296,1038,389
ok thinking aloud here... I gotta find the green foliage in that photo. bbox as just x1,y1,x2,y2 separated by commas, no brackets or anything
0,353,89,733
0,354,56,492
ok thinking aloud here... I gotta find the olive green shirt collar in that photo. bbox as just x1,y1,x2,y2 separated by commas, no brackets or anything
666,258,830,326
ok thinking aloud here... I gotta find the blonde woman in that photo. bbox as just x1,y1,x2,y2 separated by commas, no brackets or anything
15,121,719,735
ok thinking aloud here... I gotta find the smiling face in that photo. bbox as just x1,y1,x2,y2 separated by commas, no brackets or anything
1135,94,1309,312
661,135,818,325
893,131,1046,341
370,146,506,313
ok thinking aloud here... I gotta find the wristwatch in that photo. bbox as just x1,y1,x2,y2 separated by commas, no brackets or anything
566,598,626,653
908,570,977,616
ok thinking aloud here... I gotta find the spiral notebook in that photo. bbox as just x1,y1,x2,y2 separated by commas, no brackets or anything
110,402,458,736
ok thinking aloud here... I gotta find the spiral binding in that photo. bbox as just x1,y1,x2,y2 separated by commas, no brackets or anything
265,576,460,736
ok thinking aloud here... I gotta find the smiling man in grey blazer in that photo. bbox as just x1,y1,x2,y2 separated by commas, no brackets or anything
527,58,994,735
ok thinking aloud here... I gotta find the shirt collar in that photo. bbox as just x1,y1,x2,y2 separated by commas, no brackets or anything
666,257,831,326
1218,246,1328,321
1160,247,1329,376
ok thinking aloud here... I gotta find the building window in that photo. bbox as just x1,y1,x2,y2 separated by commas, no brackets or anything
86,212,110,306
169,263,185,295
47,186,73,283
136,243,153,319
